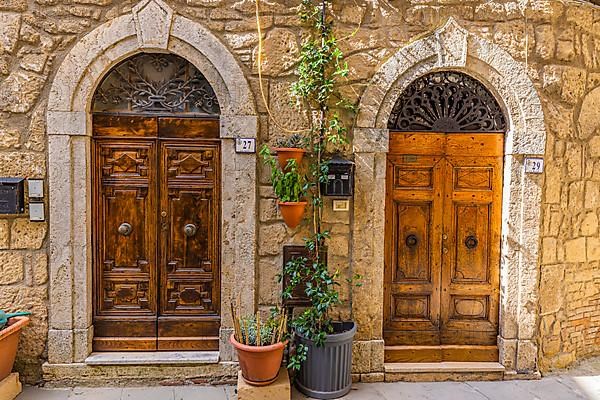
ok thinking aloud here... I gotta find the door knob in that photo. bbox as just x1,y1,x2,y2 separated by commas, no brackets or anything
405,234,418,248
184,223,197,237
118,222,132,236
465,235,479,249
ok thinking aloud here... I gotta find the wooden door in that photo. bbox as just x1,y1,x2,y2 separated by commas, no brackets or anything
92,115,220,351
158,141,220,350
384,132,503,362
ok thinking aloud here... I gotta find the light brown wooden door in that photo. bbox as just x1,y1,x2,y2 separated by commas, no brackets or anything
92,115,220,351
384,132,503,362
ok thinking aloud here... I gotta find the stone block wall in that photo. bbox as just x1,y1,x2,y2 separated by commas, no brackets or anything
0,0,599,382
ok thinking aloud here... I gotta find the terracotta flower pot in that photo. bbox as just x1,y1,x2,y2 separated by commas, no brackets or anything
275,148,306,170
0,316,29,382
278,201,307,229
230,333,288,386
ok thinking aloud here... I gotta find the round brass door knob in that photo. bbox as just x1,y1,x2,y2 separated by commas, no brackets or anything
184,224,197,237
118,222,132,236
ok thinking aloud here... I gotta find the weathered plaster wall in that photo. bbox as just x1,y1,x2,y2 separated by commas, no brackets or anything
0,0,599,382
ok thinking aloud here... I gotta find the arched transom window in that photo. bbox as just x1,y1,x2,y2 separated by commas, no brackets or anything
388,71,506,132
93,53,220,115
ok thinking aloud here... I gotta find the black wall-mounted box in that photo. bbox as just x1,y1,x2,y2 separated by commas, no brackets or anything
320,156,354,197
0,178,25,214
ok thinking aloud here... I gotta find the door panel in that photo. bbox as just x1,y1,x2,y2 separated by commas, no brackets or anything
92,116,221,352
441,155,502,346
158,142,220,350
384,155,443,345
93,140,158,350
384,132,503,361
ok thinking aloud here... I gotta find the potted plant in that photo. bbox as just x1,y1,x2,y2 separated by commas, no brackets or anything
274,133,307,171
0,311,31,382
260,145,308,229
230,306,288,386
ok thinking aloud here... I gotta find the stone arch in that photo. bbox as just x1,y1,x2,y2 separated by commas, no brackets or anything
46,0,257,364
350,18,546,374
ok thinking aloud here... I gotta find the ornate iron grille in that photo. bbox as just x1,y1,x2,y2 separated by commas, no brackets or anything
387,71,506,132
93,53,220,115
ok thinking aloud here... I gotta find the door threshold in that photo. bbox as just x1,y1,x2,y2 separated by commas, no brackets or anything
85,351,219,365
385,361,505,373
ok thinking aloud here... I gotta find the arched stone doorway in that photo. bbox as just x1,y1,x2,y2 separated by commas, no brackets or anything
46,0,257,364
384,70,507,363
351,18,546,375
91,52,223,351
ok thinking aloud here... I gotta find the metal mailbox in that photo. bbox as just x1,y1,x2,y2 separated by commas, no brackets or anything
0,178,25,214
320,156,354,197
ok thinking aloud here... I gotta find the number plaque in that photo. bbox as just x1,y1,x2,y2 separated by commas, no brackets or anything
524,157,544,174
235,138,256,154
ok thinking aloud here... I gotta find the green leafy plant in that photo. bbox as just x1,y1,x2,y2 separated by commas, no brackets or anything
279,0,361,372
260,145,308,202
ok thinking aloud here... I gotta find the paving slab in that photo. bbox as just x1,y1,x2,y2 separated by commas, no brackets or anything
17,387,70,400
121,387,175,400
513,376,588,400
174,386,228,400
68,387,122,400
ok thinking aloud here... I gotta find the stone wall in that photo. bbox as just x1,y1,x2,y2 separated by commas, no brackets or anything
0,0,599,382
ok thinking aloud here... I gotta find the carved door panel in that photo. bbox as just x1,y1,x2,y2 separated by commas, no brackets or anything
93,116,220,351
440,134,503,346
93,140,158,350
384,154,444,346
158,142,220,350
384,132,503,362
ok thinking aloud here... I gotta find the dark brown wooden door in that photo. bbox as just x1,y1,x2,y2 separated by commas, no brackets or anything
384,132,503,362
92,115,220,351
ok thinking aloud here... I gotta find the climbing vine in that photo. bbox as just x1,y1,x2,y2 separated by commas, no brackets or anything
283,0,360,370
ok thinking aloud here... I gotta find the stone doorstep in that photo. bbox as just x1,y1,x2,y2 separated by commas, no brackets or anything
384,362,506,382
0,373,22,400
385,362,506,373
237,368,291,400
85,351,220,365
42,361,239,387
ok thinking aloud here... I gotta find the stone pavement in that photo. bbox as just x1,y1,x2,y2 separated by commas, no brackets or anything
16,358,600,400
15,376,600,400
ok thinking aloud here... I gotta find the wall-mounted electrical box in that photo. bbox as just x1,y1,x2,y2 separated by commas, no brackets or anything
0,178,25,214
27,179,44,198
29,202,45,221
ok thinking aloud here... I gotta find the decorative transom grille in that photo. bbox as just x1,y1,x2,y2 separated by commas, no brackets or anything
388,71,506,132
93,53,220,115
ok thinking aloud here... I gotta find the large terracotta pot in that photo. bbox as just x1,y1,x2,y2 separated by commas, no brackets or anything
278,201,307,229
275,148,306,170
0,316,29,381
230,334,288,386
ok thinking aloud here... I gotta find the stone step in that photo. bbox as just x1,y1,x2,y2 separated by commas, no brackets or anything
237,368,290,400
0,373,22,400
85,351,219,365
384,362,505,382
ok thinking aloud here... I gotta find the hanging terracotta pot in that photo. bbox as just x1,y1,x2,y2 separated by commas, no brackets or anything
0,316,29,382
278,201,307,229
275,148,306,170
230,334,288,386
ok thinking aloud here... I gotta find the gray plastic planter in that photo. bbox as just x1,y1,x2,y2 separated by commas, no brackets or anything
295,321,356,399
